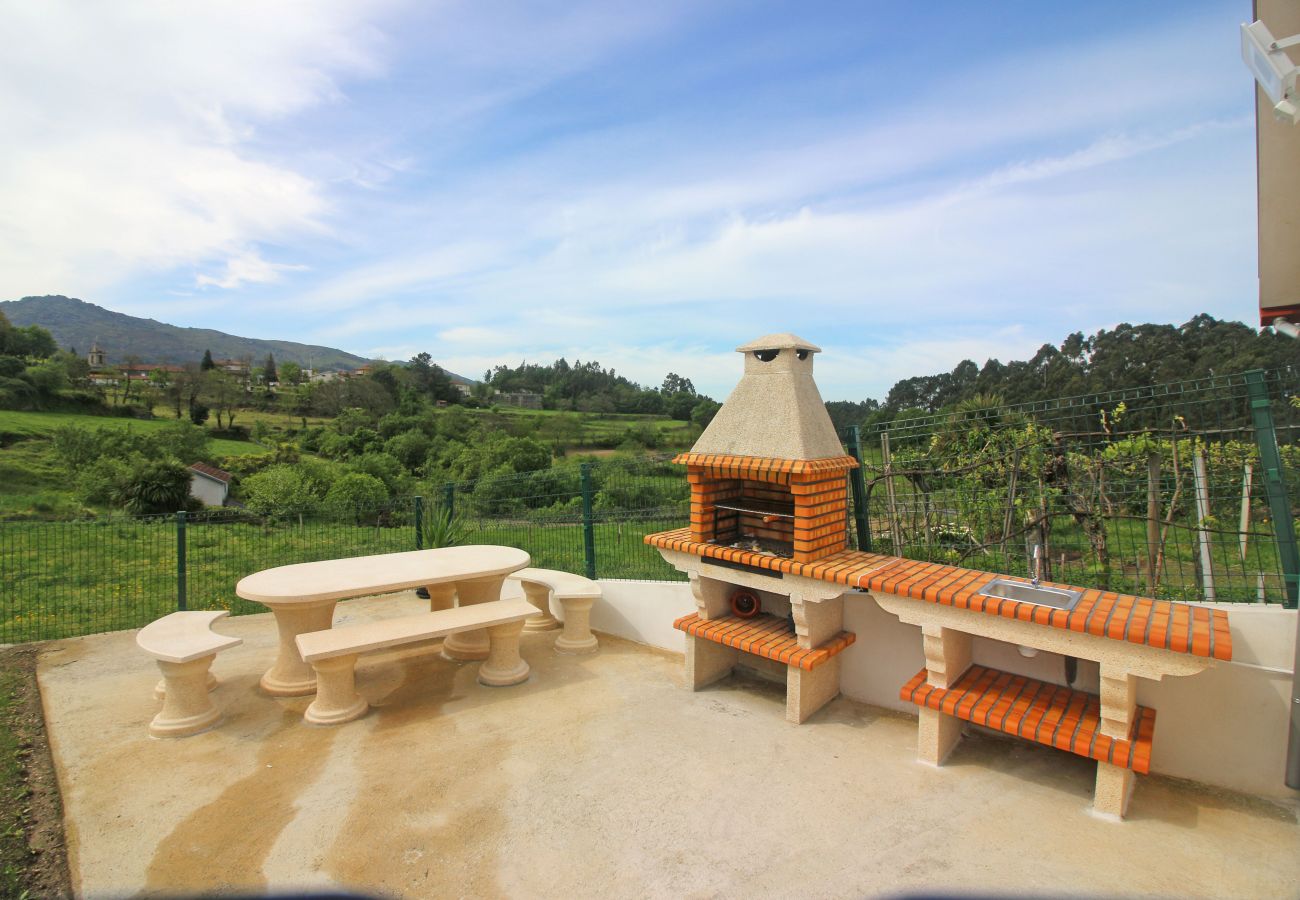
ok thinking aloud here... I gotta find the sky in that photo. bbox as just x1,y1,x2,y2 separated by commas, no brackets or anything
0,1,1266,401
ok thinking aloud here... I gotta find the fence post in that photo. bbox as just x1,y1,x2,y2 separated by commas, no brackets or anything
1244,370,1298,607
414,496,424,550
580,462,597,580
175,510,187,612
846,426,872,552
443,482,456,520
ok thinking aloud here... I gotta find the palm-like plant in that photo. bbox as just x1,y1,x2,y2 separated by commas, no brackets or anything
421,505,468,549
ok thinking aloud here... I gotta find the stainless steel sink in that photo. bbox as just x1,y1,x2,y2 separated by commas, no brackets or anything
978,578,1083,611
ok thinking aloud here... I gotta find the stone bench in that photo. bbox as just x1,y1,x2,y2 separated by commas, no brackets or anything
136,611,243,738
673,612,856,724
901,664,1156,778
294,598,536,725
872,589,1221,820
508,567,602,654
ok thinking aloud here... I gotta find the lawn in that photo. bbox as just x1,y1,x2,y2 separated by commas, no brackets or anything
0,410,263,520
0,410,261,457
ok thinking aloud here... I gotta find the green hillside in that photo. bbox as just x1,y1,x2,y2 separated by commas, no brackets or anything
2,295,376,372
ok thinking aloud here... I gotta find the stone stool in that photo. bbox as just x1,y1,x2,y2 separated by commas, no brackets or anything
137,611,242,738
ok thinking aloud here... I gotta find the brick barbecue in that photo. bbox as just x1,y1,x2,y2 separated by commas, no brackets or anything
674,333,858,563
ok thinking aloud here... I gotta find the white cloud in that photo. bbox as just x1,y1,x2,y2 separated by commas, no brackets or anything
0,0,397,297
196,250,308,290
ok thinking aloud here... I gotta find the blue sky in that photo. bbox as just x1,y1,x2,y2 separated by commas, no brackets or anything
0,1,1262,400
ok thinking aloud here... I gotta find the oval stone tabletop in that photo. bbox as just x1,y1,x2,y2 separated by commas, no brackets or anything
235,546,531,605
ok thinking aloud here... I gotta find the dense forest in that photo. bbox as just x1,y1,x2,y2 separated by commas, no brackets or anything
482,359,719,423
826,315,1295,433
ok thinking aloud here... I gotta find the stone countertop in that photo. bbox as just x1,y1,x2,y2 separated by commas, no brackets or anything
645,528,1231,661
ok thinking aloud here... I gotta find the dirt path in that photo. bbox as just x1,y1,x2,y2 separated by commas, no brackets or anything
0,645,72,899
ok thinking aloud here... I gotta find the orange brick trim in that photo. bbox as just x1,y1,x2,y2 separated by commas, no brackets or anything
673,453,859,477
673,612,855,671
643,528,1231,661
900,665,1156,774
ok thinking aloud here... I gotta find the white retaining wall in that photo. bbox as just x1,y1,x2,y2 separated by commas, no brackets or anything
591,579,1300,803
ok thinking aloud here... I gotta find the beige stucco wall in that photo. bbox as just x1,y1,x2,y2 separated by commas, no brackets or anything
1256,0,1300,321
594,579,1299,802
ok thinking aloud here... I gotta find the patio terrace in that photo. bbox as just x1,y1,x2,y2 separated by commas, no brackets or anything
37,590,1300,898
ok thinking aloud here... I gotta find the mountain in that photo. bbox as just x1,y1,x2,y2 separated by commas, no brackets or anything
2,295,469,379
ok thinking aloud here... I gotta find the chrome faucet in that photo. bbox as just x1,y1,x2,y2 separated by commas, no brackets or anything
1031,544,1042,587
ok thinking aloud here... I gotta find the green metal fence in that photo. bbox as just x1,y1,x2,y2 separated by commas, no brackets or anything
850,368,1299,607
2,367,1295,646
0,455,690,644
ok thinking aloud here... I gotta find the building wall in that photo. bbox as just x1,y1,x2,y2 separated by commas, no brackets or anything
188,475,227,508
590,579,1299,803
1256,0,1300,322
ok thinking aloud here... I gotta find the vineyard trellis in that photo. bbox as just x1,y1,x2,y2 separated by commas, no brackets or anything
850,367,1298,607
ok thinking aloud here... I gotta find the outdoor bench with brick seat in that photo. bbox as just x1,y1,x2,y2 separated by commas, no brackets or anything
136,610,243,738
294,597,536,725
648,528,1232,819
508,567,602,653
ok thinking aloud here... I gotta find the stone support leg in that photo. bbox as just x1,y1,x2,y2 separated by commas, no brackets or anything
690,574,732,620
443,574,506,661
155,671,217,700
917,706,964,766
915,625,972,764
1098,667,1137,739
785,657,840,724
261,600,337,697
425,583,456,613
479,621,530,686
303,654,368,725
1093,762,1136,820
789,594,843,650
554,596,599,654
1094,664,1139,819
922,625,972,688
520,583,559,633
150,656,221,738
686,636,736,690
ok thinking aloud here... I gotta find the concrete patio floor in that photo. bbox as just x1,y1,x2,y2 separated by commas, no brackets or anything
38,594,1300,899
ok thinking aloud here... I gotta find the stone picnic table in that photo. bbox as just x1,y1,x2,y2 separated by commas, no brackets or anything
235,545,531,696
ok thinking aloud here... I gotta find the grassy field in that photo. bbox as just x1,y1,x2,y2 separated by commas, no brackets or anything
0,410,260,457
0,410,262,519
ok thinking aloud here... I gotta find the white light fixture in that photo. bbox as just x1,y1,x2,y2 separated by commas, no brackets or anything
1241,20,1300,125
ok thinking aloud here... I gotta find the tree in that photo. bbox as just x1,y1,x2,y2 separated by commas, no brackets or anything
661,373,695,396
262,353,278,385
691,398,721,429
0,313,56,359
203,370,242,429
200,349,215,371
149,369,174,416
279,360,302,385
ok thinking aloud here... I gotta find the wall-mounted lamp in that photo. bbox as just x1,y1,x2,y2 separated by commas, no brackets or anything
1242,20,1300,125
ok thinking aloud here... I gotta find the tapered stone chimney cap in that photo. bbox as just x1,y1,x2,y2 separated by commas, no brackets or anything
735,333,822,354
691,331,844,460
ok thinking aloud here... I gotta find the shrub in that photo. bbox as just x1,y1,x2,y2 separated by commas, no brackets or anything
75,457,132,506
325,473,389,523
146,422,211,464
350,452,408,496
114,458,195,515
384,431,432,472
241,465,317,514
